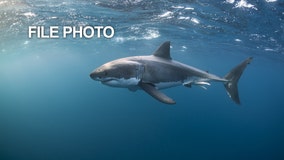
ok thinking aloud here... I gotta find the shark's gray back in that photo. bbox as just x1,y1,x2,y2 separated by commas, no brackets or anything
126,55,222,84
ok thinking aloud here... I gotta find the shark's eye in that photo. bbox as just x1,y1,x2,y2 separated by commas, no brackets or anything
104,71,108,76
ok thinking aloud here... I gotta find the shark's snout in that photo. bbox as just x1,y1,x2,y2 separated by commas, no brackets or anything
90,68,107,82
89,71,94,78
90,70,99,80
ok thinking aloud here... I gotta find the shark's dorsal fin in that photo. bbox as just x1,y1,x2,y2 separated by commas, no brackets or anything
153,41,172,60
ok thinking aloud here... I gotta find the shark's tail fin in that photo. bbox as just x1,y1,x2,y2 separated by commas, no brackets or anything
224,57,253,104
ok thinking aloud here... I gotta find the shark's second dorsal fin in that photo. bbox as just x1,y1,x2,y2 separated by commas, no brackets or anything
153,41,172,60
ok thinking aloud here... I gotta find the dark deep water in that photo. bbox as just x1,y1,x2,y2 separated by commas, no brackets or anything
1,0,284,159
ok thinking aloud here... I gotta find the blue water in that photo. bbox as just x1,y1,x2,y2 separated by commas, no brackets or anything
1,0,284,159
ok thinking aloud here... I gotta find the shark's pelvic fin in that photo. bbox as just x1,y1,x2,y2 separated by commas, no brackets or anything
139,82,176,104
224,57,253,104
152,41,172,60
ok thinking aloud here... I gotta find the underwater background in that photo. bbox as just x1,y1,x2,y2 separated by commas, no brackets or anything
1,0,284,159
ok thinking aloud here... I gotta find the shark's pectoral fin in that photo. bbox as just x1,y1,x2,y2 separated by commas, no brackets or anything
139,82,176,104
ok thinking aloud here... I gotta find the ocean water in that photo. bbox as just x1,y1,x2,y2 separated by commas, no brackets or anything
1,0,284,159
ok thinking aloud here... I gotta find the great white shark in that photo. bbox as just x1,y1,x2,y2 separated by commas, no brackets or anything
90,41,252,105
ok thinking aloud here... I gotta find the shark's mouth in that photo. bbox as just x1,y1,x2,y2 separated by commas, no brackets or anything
92,76,115,82
101,78,117,83
100,77,140,88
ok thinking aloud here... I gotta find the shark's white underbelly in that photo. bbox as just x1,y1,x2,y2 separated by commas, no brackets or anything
102,76,183,90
